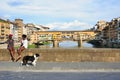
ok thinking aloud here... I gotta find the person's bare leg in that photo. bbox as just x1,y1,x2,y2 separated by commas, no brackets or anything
16,47,25,62
12,48,15,59
8,48,15,62
16,48,22,62
11,47,15,62
11,52,15,62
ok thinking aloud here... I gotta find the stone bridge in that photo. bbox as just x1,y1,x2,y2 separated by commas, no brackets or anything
35,30,96,48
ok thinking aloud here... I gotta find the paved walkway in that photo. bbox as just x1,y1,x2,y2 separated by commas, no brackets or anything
0,71,120,80
0,61,120,72
1,62,120,80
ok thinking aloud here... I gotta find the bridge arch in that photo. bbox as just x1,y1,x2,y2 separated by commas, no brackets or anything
59,40,78,48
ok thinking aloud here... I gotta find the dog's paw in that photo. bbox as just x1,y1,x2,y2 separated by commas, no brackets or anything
26,64,30,67
32,62,36,66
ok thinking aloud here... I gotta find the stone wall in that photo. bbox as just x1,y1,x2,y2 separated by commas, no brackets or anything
0,48,120,62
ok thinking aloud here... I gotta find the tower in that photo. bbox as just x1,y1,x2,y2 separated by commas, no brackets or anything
15,19,24,40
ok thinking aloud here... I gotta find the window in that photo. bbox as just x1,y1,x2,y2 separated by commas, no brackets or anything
1,30,4,32
1,33,4,35
1,37,4,39
1,26,4,28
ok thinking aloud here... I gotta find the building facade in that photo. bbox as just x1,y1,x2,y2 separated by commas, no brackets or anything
95,17,120,47
25,23,50,43
14,19,26,41
0,18,13,42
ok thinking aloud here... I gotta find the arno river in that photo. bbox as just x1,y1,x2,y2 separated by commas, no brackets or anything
47,41,94,48
0,41,94,49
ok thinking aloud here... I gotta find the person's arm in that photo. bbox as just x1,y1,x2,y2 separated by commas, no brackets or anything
20,39,23,46
4,40,8,44
21,43,23,46
12,39,15,47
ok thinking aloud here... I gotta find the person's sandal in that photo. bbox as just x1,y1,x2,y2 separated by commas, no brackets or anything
11,58,15,62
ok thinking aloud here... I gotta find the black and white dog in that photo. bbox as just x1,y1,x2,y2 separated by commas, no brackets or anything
22,53,40,66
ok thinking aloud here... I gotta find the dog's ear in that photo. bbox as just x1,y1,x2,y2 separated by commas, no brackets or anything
36,53,40,57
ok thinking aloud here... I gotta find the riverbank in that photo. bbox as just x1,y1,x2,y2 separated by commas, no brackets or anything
88,40,103,48
88,40,120,48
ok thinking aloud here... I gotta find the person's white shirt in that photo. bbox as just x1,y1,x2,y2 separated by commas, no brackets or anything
22,39,28,48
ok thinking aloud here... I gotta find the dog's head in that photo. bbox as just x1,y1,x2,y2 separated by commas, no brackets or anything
35,53,40,57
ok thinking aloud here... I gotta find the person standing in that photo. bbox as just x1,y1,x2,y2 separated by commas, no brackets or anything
16,34,28,62
7,34,15,62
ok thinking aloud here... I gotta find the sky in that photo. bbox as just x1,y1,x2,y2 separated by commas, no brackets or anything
0,0,120,31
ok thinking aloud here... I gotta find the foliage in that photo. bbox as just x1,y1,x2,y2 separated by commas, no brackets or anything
28,44,36,48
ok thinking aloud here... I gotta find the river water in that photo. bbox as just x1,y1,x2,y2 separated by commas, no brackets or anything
47,41,94,48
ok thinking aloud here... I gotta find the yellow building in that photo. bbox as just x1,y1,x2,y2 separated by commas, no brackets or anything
14,19,25,40
74,31,96,40
0,18,12,42
29,31,38,44
36,31,62,42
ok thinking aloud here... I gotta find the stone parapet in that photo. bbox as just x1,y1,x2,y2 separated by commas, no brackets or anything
0,48,120,62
